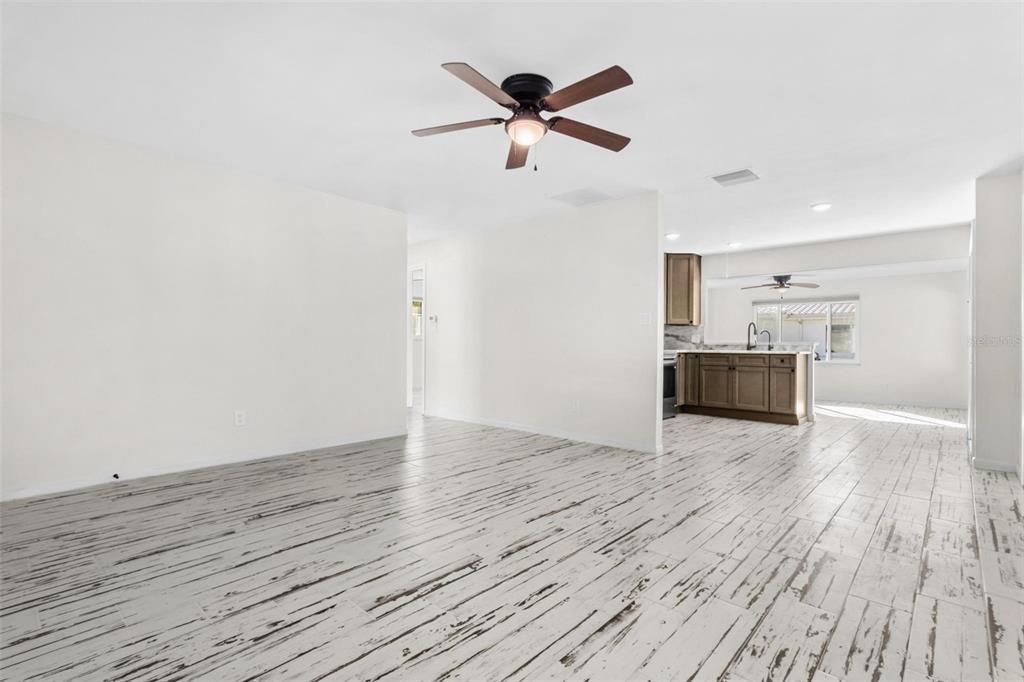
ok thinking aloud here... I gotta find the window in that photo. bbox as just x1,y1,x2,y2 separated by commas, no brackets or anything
752,299,858,362
828,302,857,360
754,304,780,340
411,297,423,338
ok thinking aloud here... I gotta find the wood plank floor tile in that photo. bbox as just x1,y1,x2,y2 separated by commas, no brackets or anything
725,595,836,682
788,547,860,615
905,595,991,682
644,514,723,560
817,516,876,559
979,549,1024,604
699,515,775,559
918,550,985,610
977,516,1024,556
924,517,980,559
818,595,912,682
534,600,682,681
716,548,801,618
835,493,889,526
986,594,1024,682
884,494,932,525
635,597,758,681
869,517,926,559
849,548,920,612
0,403,1004,682
645,548,741,620
931,493,976,526
757,516,826,559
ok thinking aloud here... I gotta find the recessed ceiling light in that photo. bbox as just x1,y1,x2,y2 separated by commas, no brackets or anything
665,233,681,241
728,242,743,249
810,202,833,212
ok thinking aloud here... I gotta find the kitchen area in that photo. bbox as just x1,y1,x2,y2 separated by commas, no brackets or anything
663,253,817,425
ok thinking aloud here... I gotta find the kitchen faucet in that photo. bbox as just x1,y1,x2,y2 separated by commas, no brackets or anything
759,329,773,351
746,322,757,350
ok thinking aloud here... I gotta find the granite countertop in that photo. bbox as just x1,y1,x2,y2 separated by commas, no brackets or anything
675,349,812,355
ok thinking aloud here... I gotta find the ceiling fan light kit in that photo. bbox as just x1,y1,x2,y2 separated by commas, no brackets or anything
505,111,547,146
412,62,633,169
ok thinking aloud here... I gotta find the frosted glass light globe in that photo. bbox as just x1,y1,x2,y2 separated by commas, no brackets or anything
506,114,547,146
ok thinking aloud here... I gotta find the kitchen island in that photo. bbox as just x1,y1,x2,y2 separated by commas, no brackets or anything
674,348,815,424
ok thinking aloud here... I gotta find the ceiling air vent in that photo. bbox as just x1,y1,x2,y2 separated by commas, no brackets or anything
711,168,759,187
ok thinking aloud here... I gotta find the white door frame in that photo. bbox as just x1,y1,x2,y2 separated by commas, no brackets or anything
407,264,426,409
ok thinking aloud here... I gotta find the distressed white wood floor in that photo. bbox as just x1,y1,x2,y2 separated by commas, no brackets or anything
1,403,1021,681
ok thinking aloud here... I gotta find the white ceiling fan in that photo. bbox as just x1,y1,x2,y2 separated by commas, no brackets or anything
741,274,820,291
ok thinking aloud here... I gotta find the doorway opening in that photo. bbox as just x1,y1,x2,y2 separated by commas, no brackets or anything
407,266,425,414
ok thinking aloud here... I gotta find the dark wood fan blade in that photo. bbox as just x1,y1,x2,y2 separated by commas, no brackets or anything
542,65,633,112
442,63,519,109
740,284,776,290
411,118,504,137
506,141,528,169
547,117,630,152
789,283,820,288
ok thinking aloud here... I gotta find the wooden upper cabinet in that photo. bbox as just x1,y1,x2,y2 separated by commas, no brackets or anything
666,254,702,325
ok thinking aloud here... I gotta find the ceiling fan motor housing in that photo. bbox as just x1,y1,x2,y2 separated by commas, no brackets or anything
500,73,553,107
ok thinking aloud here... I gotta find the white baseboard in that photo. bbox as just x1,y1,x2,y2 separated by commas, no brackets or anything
2,428,408,502
972,458,1020,474
423,410,654,454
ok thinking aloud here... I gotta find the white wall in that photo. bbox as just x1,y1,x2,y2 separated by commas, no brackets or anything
698,224,970,279
409,193,663,453
972,170,1023,475
706,270,969,408
1,116,408,499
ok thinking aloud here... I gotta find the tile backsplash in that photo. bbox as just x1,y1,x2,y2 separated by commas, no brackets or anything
665,324,703,350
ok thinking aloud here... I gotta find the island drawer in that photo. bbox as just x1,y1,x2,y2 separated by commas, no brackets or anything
699,354,730,365
734,354,769,367
771,355,796,367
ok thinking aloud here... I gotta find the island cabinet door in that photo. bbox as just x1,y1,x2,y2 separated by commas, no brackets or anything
733,365,771,412
675,355,701,406
699,363,732,408
685,355,700,405
769,366,798,414
675,356,687,406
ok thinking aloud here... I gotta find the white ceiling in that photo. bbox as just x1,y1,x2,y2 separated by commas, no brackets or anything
3,2,1021,251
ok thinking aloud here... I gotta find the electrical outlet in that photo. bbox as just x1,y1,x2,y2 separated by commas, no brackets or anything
234,409,247,427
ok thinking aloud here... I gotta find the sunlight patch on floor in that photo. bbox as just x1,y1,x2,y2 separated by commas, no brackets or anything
816,404,966,429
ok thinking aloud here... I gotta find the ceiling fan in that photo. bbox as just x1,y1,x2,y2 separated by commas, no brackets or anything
741,274,820,291
411,62,633,169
